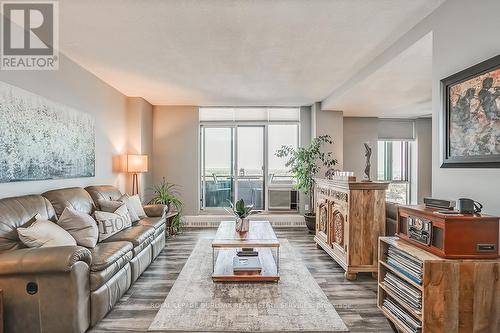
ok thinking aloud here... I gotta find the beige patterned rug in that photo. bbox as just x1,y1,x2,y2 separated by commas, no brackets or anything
149,238,348,332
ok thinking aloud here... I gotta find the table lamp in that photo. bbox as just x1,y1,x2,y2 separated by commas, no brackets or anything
127,154,148,196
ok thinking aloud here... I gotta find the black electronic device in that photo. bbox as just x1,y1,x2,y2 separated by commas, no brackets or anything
423,197,456,210
457,198,483,214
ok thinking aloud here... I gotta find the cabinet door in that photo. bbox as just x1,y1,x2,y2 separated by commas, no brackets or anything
330,201,347,253
316,198,329,244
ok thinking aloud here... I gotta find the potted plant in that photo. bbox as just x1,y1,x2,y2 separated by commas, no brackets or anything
149,177,184,235
275,134,337,233
225,199,255,232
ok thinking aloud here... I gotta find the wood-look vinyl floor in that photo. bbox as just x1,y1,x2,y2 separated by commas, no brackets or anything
89,228,393,333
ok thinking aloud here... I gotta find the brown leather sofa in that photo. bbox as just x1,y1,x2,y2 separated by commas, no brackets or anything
0,185,167,333
386,201,398,236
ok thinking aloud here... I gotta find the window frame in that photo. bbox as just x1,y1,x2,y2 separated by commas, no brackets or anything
198,118,300,212
378,140,412,205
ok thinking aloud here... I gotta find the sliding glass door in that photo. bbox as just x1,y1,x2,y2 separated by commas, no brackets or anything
200,127,234,208
236,126,265,210
200,125,265,210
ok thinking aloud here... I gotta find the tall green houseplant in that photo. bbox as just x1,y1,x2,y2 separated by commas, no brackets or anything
275,135,337,231
149,177,183,235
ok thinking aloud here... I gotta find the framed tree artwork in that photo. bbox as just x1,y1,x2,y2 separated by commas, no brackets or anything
0,81,95,182
441,55,500,168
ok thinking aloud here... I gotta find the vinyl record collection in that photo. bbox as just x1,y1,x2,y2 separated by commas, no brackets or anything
383,272,422,312
386,245,423,285
382,245,423,332
382,298,422,333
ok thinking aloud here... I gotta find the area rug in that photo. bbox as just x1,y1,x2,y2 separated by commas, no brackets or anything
149,238,348,332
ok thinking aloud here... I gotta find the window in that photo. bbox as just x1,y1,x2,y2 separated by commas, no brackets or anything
199,108,299,211
378,140,411,204
268,124,298,180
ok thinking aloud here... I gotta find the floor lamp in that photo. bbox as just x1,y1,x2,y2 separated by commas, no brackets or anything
127,154,148,196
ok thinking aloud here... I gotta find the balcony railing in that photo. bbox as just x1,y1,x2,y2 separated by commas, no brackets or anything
202,174,295,209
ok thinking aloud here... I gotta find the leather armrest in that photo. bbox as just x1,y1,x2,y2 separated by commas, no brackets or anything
0,246,92,275
143,204,168,217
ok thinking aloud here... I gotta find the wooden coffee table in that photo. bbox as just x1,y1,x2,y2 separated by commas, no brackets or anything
212,221,280,282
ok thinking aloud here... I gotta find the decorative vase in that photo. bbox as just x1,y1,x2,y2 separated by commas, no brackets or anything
235,217,250,232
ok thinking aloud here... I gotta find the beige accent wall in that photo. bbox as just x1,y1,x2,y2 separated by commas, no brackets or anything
343,117,432,204
0,54,128,198
312,102,344,174
152,106,199,215
414,118,432,203
343,117,379,181
126,97,154,201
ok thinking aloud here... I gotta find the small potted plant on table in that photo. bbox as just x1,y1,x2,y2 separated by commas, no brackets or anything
225,199,255,233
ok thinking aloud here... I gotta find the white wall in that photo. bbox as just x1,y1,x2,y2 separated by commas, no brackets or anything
0,54,128,197
431,0,500,215
152,106,199,215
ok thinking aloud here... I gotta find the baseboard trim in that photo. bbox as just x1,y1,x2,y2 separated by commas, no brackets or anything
183,214,306,228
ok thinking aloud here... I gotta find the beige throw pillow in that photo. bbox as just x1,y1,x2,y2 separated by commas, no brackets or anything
99,197,140,223
58,207,99,248
17,215,76,248
124,194,147,218
94,204,132,241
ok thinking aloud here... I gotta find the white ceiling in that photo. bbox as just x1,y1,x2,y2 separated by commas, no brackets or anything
324,33,433,118
58,0,443,109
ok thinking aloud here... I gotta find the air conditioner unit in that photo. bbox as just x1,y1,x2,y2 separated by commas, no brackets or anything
268,188,298,211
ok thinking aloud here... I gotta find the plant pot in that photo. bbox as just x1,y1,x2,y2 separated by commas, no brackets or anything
304,213,316,234
235,218,250,233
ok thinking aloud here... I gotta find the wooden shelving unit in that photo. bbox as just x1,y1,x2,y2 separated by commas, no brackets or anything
378,237,500,333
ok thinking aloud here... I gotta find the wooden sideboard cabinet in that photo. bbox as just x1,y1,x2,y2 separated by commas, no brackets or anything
314,178,389,280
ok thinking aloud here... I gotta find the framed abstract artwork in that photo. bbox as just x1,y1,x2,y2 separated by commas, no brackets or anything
441,55,500,168
0,81,95,183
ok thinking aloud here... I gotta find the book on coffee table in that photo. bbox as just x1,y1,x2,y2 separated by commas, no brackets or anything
237,249,259,257
233,256,262,275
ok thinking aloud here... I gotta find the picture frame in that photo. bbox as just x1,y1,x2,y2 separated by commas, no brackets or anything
441,54,500,168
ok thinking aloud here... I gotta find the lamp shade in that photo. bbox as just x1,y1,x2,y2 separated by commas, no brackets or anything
127,154,148,173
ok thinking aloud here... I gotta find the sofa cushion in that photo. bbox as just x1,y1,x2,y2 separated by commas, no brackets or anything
99,197,140,223
85,185,122,210
131,241,150,257
95,205,132,241
138,217,166,238
0,195,56,253
90,241,133,272
138,216,165,230
126,194,147,218
43,187,95,218
89,241,133,291
386,202,398,220
17,216,76,248
103,225,154,249
58,207,99,248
